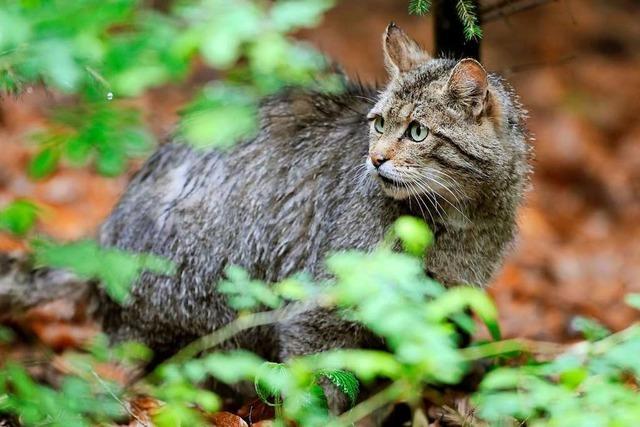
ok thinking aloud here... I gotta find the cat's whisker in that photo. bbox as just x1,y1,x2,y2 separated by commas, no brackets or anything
406,174,460,226
391,168,449,224
400,168,470,218
405,180,436,228
403,167,467,202
411,174,471,224
422,168,470,205
352,94,378,103
349,160,370,186
408,177,449,226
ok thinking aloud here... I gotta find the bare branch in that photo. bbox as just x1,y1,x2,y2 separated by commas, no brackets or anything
164,309,286,363
481,0,557,22
500,54,576,76
0,254,88,318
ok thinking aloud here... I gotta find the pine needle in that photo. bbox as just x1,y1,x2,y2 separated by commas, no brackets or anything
408,0,432,15
456,0,483,41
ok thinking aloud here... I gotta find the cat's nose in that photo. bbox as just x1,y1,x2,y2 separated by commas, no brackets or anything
370,152,389,168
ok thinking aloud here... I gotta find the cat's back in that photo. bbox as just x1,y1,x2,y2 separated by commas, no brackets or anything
100,86,393,267
96,86,403,349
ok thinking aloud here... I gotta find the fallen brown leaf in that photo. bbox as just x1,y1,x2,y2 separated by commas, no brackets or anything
211,411,249,427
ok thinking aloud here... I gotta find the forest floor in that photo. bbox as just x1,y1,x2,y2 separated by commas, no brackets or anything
0,0,639,425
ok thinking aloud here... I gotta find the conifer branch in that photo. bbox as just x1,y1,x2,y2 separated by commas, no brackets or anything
456,0,483,40
408,0,432,16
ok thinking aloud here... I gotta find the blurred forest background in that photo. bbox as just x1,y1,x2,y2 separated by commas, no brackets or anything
1,0,640,425
1,0,638,348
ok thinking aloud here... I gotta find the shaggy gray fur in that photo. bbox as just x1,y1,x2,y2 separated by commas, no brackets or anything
96,25,530,364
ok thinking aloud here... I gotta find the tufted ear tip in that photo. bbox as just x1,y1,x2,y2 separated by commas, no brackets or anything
382,24,430,77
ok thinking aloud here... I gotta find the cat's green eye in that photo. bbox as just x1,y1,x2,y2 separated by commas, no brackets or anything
407,122,429,142
373,116,385,134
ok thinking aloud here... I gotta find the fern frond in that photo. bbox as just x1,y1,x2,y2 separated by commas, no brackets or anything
408,0,432,16
456,0,483,41
317,369,360,407
255,362,287,406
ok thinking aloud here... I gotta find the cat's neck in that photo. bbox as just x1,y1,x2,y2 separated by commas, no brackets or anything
403,181,514,233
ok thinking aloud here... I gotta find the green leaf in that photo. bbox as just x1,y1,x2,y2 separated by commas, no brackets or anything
393,216,433,256
112,341,153,364
37,39,83,92
219,266,283,310
559,367,587,390
427,287,498,331
181,104,258,148
0,326,15,343
96,145,126,176
33,239,174,303
200,29,243,69
255,362,289,406
571,316,610,342
479,367,523,390
625,293,640,310
28,147,60,179
298,350,403,382
484,315,502,342
111,65,170,97
153,404,205,427
270,0,335,32
0,200,39,236
64,136,93,165
316,369,359,407
200,351,265,384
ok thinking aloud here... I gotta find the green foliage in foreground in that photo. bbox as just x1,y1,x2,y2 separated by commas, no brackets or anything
476,327,640,426
33,239,175,302
2,1,634,425
2,218,640,426
0,0,482,183
0,0,337,179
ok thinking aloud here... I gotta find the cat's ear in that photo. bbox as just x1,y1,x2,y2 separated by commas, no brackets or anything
446,58,489,117
383,23,430,77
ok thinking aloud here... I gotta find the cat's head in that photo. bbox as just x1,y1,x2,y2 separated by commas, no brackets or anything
366,23,514,202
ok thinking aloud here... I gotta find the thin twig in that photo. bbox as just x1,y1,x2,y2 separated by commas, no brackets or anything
91,370,149,426
85,66,112,90
500,54,576,76
462,323,640,362
327,381,406,427
165,309,285,364
459,338,568,361
481,0,557,22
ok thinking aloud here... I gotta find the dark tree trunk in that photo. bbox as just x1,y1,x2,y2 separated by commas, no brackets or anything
433,0,481,60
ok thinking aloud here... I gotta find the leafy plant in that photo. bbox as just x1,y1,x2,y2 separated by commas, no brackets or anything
2,213,640,426
474,323,640,426
33,239,175,302
0,0,338,179
138,216,501,426
0,363,125,427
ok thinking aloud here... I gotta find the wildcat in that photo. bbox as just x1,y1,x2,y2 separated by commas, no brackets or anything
1,23,530,412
